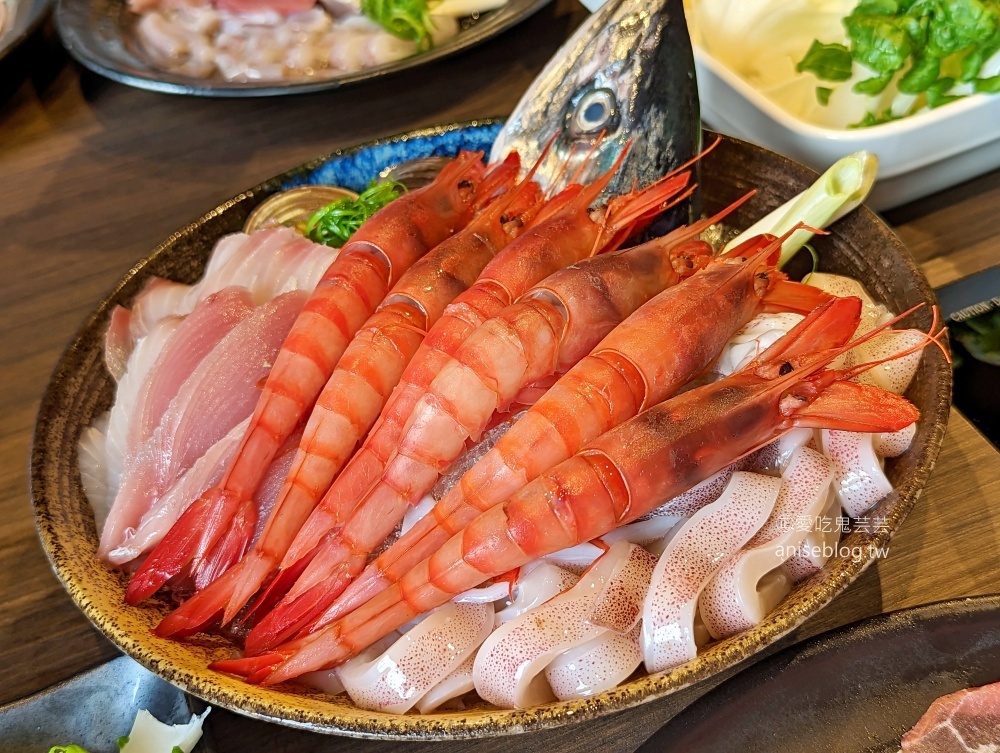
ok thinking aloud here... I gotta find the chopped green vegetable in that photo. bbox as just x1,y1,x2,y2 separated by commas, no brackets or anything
302,181,406,249
797,41,854,81
816,86,834,105
798,0,1000,125
48,747,91,753
116,736,129,751
361,0,436,50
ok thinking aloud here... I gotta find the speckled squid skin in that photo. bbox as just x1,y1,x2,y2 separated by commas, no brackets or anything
641,472,781,673
699,447,834,640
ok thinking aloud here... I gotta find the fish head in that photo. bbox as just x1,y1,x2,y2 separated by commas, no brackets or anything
491,0,701,210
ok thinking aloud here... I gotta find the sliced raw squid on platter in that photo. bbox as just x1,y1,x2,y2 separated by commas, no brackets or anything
642,473,782,673
474,542,655,708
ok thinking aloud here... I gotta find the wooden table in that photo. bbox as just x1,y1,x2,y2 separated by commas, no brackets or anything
2,2,1000,750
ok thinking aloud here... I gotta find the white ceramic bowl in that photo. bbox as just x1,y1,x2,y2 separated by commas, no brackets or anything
693,43,1000,210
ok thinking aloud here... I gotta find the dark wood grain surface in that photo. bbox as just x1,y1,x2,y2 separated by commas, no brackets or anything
2,4,1000,751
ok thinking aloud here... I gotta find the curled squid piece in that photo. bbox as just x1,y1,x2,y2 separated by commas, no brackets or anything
819,429,894,518
785,490,842,581
805,273,887,339
749,428,816,475
544,624,643,701
542,515,683,571
337,602,494,713
642,472,781,674
873,423,917,458
474,542,655,709
699,447,835,639
853,327,925,395
495,561,579,624
415,655,476,714
712,312,806,377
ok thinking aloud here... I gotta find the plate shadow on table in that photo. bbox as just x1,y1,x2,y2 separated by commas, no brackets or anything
0,20,67,105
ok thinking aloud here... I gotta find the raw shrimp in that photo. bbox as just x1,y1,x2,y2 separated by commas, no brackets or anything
218,295,940,683
299,233,833,641
126,151,513,605
234,161,701,652
153,161,543,632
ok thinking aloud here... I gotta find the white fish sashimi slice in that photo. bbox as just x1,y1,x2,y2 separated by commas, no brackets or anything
415,654,476,714
105,316,183,499
108,416,251,566
545,624,643,702
79,414,113,531
474,542,655,709
128,228,336,337
338,602,494,714
119,708,210,753
699,447,834,639
98,291,307,561
642,472,781,674
819,429,894,518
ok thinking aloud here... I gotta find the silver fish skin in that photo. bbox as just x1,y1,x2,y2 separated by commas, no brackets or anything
490,0,700,206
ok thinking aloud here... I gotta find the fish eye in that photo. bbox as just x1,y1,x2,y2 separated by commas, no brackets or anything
568,87,619,137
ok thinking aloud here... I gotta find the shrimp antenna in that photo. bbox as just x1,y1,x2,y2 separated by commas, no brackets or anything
839,304,951,380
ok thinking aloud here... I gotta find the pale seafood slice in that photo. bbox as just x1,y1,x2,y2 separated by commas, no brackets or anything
544,624,643,701
78,415,113,531
699,447,834,639
712,312,805,377
819,429,894,518
98,291,307,560
854,327,925,395
873,423,917,458
494,561,579,625
642,472,781,673
785,490,842,581
541,516,683,572
474,542,655,709
337,602,494,714
415,655,476,714
749,428,815,475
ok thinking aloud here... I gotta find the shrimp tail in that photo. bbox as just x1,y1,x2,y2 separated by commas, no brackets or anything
125,488,241,605
193,498,257,591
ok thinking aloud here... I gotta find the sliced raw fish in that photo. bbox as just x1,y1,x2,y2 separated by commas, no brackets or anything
98,291,307,561
128,228,336,338
642,472,780,673
109,417,250,566
901,681,1000,752
104,305,133,382
699,447,834,639
79,414,113,531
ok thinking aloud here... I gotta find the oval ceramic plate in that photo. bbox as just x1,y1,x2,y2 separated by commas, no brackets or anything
31,120,952,739
636,595,1000,753
55,0,550,96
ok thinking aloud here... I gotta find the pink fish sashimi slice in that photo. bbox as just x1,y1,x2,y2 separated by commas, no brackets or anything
902,682,1000,752
129,228,336,340
133,287,257,452
108,416,251,566
100,288,256,536
98,291,307,562
104,305,133,382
